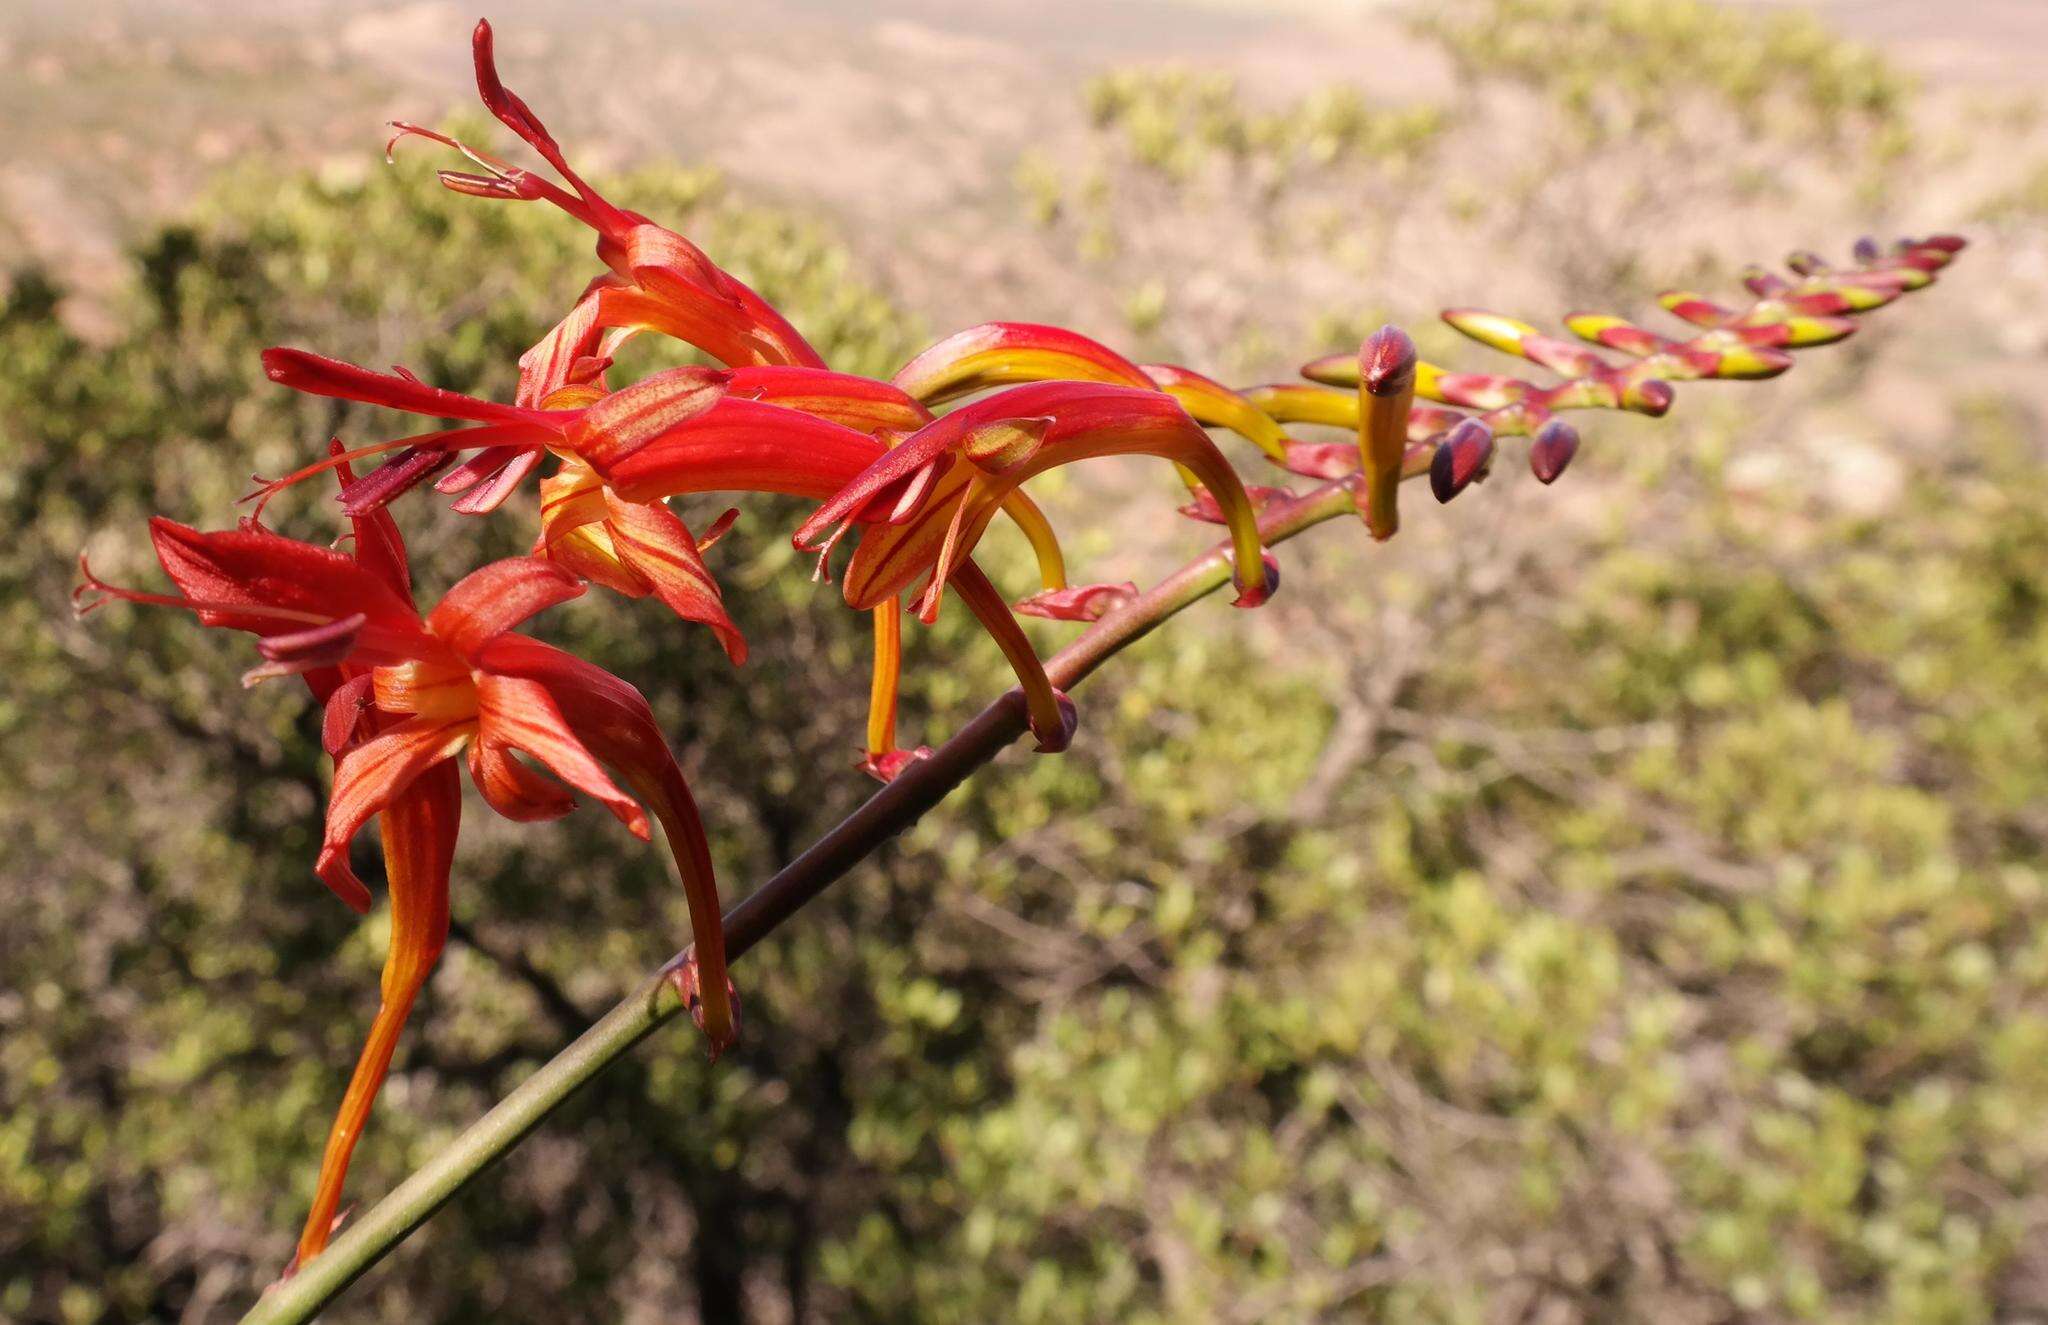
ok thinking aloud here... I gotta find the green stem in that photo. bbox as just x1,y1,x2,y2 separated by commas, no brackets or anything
239,479,1359,1324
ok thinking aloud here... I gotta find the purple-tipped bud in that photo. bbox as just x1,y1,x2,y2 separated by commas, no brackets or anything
1624,378,1675,417
1015,582,1139,623
1786,250,1829,276
1359,325,1418,398
1030,690,1080,754
1529,420,1580,484
1231,551,1281,609
1852,235,1882,265
1429,420,1494,503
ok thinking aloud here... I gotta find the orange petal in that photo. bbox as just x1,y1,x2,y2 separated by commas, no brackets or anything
474,672,649,839
427,557,585,660
601,490,747,665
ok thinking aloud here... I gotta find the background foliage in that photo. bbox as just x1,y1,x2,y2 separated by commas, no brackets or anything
4,1,2046,1321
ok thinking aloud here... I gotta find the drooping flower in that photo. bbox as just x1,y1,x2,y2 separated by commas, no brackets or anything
791,380,1275,752
77,471,736,1267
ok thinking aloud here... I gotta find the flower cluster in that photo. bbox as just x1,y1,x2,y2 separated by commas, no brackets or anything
74,17,1962,1273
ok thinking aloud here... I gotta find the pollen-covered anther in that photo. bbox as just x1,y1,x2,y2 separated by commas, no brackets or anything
1430,419,1495,503
1529,420,1581,485
1014,581,1139,623
1231,551,1281,609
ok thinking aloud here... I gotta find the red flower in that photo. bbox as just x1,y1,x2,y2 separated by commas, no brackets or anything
389,19,824,371
78,463,736,1267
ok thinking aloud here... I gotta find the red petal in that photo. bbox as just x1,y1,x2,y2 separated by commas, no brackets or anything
467,738,577,823
295,757,457,1264
599,397,889,506
569,365,732,470
262,348,557,428
726,365,931,434
446,450,543,516
427,557,585,660
322,672,377,755
474,673,647,838
330,441,414,607
1013,581,1138,622
147,519,430,663
316,717,472,913
474,633,736,1051
244,613,368,685
601,491,747,664
516,292,605,407
891,321,1151,405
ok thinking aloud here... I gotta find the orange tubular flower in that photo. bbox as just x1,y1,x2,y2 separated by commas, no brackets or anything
391,20,824,372
791,380,1276,754
77,479,736,1268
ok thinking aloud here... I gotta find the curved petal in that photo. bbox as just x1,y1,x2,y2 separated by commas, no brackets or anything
599,397,890,506
322,672,377,755
839,383,1270,613
725,365,930,433
315,716,473,913
601,490,747,665
475,634,736,1052
467,739,577,822
568,365,731,471
1143,363,1288,461
136,519,432,664
330,442,414,607
949,560,1076,754
474,672,648,839
891,322,1152,406
427,557,585,661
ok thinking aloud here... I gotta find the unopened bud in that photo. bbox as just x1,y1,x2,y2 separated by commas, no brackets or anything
1429,420,1494,503
1359,325,1418,397
1529,420,1580,485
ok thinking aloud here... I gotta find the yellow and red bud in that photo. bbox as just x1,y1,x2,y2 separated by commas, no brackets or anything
1356,325,1417,542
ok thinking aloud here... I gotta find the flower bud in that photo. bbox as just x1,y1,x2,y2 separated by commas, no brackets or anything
1429,419,1494,503
1529,420,1579,485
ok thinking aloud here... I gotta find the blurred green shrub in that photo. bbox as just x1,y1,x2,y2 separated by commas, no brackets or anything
3,108,2043,1325
1083,67,1447,183
1415,0,1909,145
